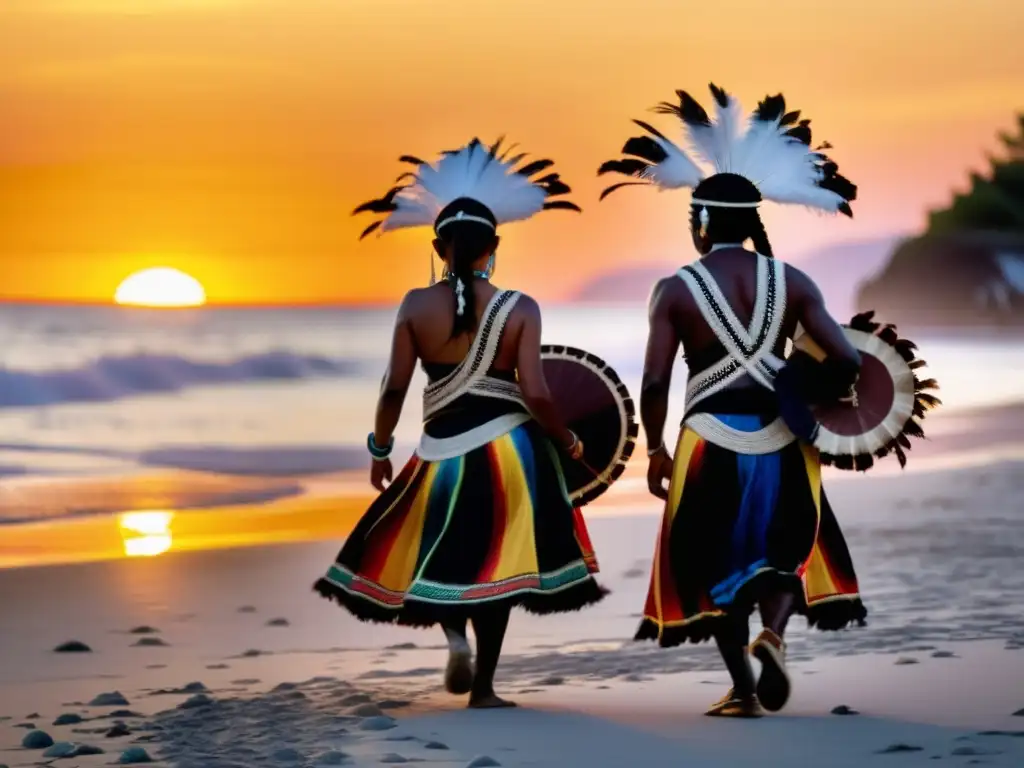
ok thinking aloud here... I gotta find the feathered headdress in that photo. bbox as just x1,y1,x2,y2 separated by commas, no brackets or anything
354,137,581,240
598,84,856,216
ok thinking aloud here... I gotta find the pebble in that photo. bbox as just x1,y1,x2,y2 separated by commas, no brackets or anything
272,747,304,762
424,741,449,750
876,744,924,754
465,757,502,767
537,676,565,686
206,663,230,670
358,716,397,731
177,694,213,710
266,617,290,627
237,605,258,613
242,649,263,657
931,650,957,658
129,626,160,634
15,721,35,729
132,637,169,647
53,713,84,726
21,730,55,749
108,709,143,718
894,657,919,666
107,723,132,738
54,640,92,653
379,755,408,764
25,712,40,718
119,746,154,764
90,692,130,707
831,705,860,716
76,744,106,756
379,700,411,710
43,742,80,758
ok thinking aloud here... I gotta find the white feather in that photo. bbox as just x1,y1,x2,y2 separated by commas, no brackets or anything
636,89,850,214
380,142,549,232
642,137,704,189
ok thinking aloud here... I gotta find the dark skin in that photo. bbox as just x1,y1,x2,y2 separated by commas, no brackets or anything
640,239,861,698
369,234,580,708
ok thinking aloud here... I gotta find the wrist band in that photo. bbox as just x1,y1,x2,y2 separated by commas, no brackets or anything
646,441,665,457
367,432,394,461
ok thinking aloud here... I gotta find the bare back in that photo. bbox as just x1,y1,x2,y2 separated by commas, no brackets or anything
673,248,797,392
403,281,524,374
641,246,860,419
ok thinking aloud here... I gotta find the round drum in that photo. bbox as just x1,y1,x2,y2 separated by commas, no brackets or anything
540,345,638,505
779,311,941,471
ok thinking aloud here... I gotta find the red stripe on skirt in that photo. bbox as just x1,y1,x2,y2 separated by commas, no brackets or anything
478,443,508,583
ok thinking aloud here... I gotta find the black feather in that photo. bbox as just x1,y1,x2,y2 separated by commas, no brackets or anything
754,93,786,123
599,181,647,200
632,119,668,140
786,124,812,145
542,200,582,212
854,453,874,472
517,158,555,178
597,158,650,177
622,136,668,164
894,444,908,468
352,185,404,215
837,202,853,218
358,220,383,240
708,83,730,108
903,419,925,439
543,179,571,196
781,110,801,126
398,155,426,166
653,90,710,127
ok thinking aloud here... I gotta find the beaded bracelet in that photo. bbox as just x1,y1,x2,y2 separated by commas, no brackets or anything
367,432,394,461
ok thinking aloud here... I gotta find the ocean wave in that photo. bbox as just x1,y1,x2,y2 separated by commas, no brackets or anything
0,351,361,408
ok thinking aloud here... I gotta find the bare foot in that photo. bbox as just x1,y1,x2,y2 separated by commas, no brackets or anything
444,650,474,695
468,694,517,709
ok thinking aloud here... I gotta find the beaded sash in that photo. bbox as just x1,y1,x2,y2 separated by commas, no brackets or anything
417,290,531,460
677,254,796,454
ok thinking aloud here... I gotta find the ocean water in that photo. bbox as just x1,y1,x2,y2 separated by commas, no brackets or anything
0,302,1022,524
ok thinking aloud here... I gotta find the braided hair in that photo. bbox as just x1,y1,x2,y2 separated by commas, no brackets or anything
688,204,775,258
433,198,499,339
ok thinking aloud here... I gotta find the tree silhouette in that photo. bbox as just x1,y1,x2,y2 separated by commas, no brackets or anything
927,114,1024,233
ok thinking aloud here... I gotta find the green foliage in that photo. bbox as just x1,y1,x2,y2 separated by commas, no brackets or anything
927,113,1024,234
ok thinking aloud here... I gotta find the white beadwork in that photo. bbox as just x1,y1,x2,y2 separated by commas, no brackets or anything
454,277,467,316
686,413,795,454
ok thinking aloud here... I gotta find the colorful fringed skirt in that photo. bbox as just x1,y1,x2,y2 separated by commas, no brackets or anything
315,420,607,625
637,413,866,647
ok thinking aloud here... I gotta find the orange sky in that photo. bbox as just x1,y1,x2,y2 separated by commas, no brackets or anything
1,0,1022,305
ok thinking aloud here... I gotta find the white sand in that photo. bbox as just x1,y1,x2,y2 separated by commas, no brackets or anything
2,459,1023,767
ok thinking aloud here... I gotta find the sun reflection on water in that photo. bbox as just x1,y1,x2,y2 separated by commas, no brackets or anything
119,511,174,557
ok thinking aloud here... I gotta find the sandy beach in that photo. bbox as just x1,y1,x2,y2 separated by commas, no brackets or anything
3,443,1024,767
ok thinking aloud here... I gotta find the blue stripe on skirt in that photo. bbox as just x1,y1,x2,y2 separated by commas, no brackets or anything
707,414,781,606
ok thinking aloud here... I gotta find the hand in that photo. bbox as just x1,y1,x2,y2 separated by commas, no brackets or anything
563,431,585,462
370,458,393,492
646,447,673,500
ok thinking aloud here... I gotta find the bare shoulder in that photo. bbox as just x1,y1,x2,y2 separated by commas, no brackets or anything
782,263,821,302
650,273,685,311
511,291,541,318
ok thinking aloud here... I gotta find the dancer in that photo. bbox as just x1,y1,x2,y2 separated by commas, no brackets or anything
598,85,867,717
315,138,607,709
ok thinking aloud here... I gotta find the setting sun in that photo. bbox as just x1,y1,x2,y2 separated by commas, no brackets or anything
114,267,207,308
